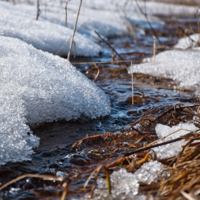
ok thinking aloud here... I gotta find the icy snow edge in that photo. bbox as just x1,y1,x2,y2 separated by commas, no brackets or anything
0,36,110,165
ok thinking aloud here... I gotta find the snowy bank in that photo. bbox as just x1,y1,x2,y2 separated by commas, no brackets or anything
0,2,102,57
0,36,110,165
129,49,200,92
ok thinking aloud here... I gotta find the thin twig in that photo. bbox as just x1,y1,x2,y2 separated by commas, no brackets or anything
153,36,156,66
94,31,129,68
65,0,71,26
0,174,64,191
84,165,111,198
67,0,82,61
131,61,134,105
93,63,100,82
36,0,40,20
56,18,90,55
135,0,162,44
123,132,193,157
61,182,68,200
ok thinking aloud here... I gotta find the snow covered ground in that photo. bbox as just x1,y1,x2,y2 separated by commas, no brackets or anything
0,1,102,57
0,36,110,165
0,0,197,56
0,0,164,46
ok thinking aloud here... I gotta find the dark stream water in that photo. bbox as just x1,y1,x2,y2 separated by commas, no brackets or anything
0,17,200,200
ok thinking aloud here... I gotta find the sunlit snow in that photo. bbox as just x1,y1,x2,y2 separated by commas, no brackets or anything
0,36,110,165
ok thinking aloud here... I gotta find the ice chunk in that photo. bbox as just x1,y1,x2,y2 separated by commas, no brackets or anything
175,34,200,49
129,49,200,91
0,94,39,166
153,123,198,159
70,168,139,200
0,36,110,165
0,2,102,57
134,160,165,185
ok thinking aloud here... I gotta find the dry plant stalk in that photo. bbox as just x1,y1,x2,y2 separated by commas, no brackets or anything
36,0,40,20
130,63,134,105
153,36,156,66
84,165,111,198
56,18,90,55
94,31,128,68
67,0,82,61
65,0,71,26
92,63,100,82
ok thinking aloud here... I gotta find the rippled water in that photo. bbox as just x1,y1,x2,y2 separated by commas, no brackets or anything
0,16,199,200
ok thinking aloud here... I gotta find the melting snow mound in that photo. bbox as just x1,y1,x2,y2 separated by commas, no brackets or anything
129,49,200,92
0,36,110,165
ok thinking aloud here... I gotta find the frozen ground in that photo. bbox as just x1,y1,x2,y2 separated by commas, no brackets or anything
0,36,110,165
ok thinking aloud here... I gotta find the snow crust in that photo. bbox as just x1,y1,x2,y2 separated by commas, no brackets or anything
0,2,102,57
129,49,200,91
175,34,200,49
153,123,198,159
71,160,164,200
0,36,110,165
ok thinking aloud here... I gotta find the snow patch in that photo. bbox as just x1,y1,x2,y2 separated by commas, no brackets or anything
153,123,198,159
175,34,200,49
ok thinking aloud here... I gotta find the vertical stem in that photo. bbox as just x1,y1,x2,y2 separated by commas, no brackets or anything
65,0,71,26
36,0,40,20
131,61,134,105
67,0,82,61
153,36,156,66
